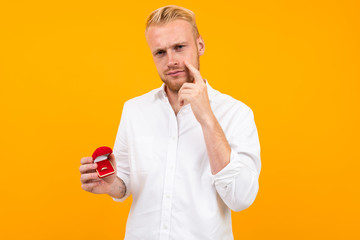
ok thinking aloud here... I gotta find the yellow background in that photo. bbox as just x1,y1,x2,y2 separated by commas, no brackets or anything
1,0,359,239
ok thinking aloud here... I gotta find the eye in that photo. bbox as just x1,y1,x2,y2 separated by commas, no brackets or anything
155,50,165,56
175,45,185,51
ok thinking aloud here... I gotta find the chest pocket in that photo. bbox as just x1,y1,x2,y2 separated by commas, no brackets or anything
132,136,154,173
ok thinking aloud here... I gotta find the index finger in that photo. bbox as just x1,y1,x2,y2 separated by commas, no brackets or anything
184,60,203,84
80,156,93,165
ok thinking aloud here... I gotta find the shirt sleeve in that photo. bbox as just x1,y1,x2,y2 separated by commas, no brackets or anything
212,108,261,212
112,102,132,202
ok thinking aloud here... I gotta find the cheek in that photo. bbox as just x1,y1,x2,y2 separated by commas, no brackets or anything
187,50,198,61
153,59,164,72
186,54,198,67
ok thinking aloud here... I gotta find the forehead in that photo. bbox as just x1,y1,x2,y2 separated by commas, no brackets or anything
146,20,195,49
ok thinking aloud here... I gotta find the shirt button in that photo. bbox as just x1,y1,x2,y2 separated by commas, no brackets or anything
163,225,168,230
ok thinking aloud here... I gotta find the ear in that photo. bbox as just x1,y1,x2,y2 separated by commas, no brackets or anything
197,35,205,56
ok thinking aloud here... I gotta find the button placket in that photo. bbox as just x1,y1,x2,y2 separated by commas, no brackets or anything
159,107,178,240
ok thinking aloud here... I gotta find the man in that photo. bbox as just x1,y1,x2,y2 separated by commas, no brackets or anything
80,5,261,240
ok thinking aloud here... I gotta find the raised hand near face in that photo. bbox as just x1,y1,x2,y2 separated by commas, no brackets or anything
178,60,214,125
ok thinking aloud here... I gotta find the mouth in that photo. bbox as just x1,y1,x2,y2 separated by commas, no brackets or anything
167,70,185,76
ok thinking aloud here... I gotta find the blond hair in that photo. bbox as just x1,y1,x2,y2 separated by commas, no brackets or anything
145,5,200,38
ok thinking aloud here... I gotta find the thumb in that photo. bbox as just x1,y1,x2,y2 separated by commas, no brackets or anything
108,153,116,167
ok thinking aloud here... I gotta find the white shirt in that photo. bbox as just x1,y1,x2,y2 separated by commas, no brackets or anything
112,82,261,240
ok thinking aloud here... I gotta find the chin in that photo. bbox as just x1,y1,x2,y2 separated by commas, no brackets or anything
164,81,183,93
162,76,189,92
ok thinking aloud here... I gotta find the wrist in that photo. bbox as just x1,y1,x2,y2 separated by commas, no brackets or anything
108,177,126,199
199,112,217,130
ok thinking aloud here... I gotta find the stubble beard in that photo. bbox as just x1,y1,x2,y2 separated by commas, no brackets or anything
161,57,200,94
161,74,192,94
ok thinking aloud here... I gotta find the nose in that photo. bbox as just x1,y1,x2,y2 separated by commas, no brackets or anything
166,51,179,68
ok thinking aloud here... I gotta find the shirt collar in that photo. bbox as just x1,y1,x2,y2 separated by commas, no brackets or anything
157,79,216,103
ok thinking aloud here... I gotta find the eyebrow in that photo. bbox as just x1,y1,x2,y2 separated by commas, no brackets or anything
152,41,188,55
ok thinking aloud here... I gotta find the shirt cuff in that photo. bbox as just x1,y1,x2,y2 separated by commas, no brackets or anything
211,149,257,187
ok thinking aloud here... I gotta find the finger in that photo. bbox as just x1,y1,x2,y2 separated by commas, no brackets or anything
178,83,197,99
108,153,116,165
178,84,193,96
178,87,192,96
80,172,100,184
79,163,97,174
179,82,196,91
178,89,194,98
184,60,203,85
81,181,101,192
108,153,117,171
178,93,191,106
81,157,93,165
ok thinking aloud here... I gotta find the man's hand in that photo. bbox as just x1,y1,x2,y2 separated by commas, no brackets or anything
79,153,117,194
179,61,231,174
178,60,214,125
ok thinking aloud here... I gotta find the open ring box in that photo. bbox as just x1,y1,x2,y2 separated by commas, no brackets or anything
92,146,115,178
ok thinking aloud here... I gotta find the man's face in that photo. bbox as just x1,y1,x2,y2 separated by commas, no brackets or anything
145,20,205,93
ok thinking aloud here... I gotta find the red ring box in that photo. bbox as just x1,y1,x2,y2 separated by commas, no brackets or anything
92,146,115,178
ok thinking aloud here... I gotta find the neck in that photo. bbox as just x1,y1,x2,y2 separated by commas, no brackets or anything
165,85,182,115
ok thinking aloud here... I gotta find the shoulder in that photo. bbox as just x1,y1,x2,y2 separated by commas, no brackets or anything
209,85,252,117
209,86,258,139
123,87,162,110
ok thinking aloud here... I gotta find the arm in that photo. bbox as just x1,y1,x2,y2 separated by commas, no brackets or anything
212,108,261,212
111,101,132,202
179,61,261,211
200,112,231,175
179,60,231,175
107,176,126,199
79,102,131,202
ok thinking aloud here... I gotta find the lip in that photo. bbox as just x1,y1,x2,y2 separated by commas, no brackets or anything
167,70,185,76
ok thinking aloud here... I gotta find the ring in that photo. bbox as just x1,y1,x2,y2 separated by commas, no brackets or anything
101,167,108,171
